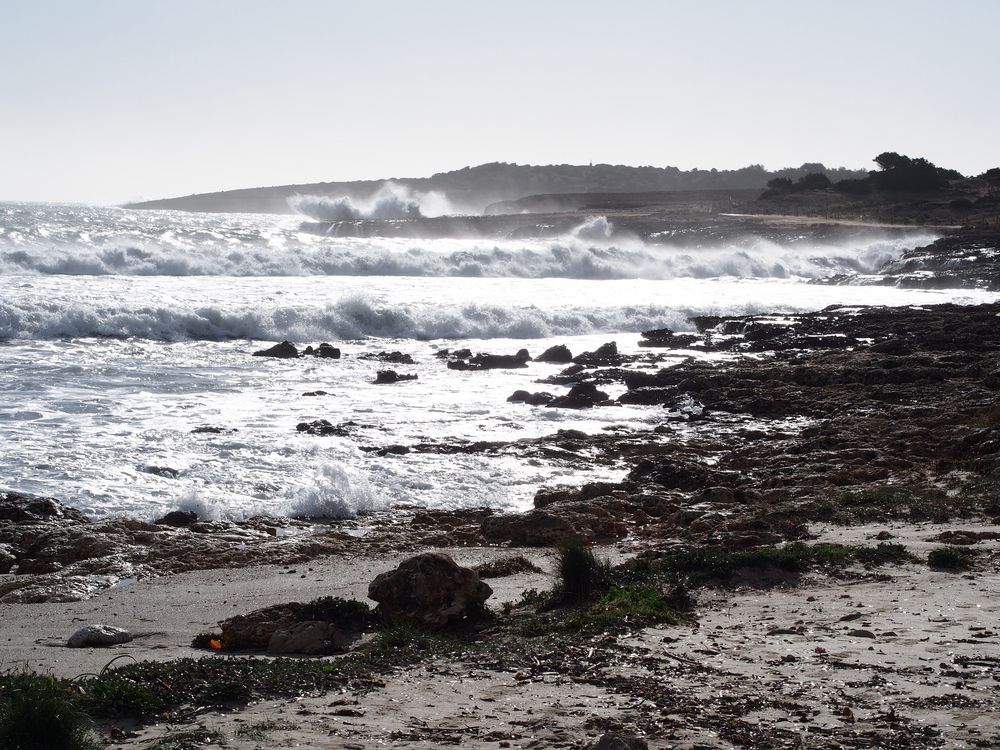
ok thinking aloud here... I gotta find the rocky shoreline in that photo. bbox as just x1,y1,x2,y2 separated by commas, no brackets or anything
3,296,999,598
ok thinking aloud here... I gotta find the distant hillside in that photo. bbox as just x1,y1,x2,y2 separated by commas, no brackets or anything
124,161,868,215
756,153,1000,227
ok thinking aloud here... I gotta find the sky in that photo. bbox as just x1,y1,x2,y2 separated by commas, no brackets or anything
1,0,998,204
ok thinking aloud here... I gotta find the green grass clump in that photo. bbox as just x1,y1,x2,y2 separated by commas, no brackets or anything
928,546,975,571
853,542,918,566
516,585,686,637
554,542,614,603
0,673,103,750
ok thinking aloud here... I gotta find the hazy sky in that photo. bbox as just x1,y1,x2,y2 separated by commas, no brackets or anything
2,0,997,204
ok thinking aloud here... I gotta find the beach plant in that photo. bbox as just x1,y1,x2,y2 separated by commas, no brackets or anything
475,555,544,578
928,546,974,571
554,542,614,603
0,672,103,750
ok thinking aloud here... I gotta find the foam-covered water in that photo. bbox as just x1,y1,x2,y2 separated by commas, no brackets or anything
0,203,994,521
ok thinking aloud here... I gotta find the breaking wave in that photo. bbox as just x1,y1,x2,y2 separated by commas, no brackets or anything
0,295,711,342
0,234,928,280
287,182,455,222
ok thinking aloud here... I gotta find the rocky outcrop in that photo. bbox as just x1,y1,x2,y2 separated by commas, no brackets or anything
367,552,492,627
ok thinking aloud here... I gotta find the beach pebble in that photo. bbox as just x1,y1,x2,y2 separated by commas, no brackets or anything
67,624,133,648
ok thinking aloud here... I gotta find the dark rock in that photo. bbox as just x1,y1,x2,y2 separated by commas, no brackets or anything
367,552,493,627
0,491,89,525
155,510,199,528
590,731,649,750
191,425,239,434
312,343,341,359
549,382,611,409
141,465,180,479
449,352,530,371
573,341,620,366
507,390,555,406
536,344,573,363
253,341,299,358
639,328,701,349
375,370,418,384
360,351,415,364
296,419,353,436
302,390,330,397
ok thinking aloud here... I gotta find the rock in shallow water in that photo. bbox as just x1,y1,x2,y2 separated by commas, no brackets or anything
67,624,133,648
253,340,299,358
536,344,573,363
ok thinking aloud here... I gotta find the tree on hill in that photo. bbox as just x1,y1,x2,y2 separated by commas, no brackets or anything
870,152,961,192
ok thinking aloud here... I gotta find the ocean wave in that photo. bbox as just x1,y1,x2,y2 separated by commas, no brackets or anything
0,295,709,342
0,233,928,280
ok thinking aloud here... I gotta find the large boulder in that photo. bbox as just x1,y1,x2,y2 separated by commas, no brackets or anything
367,552,492,627
536,344,573,363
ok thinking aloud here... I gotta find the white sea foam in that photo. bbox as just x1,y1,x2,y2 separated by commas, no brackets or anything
287,182,454,221
283,463,386,519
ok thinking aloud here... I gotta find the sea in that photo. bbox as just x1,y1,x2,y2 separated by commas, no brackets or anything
1,202,995,521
